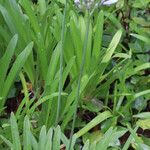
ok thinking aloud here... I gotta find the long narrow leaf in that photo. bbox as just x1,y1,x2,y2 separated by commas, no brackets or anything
23,116,32,150
1,42,33,107
10,113,21,150
76,111,112,138
0,34,18,92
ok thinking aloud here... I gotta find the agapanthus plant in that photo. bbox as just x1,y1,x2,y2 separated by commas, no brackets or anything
69,0,118,148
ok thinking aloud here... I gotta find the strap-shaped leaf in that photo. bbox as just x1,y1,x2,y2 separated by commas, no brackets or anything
102,29,122,63
76,111,112,138
10,113,21,150
0,34,18,93
1,42,33,108
23,116,32,150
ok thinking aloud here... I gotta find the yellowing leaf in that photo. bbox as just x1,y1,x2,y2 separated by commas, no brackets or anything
137,119,150,130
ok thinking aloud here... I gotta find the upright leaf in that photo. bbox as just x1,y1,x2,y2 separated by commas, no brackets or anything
10,113,21,150
1,42,33,108
23,116,32,150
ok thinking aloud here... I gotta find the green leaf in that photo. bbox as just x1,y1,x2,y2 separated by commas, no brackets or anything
23,116,32,150
38,0,46,15
1,42,33,107
19,0,40,33
130,33,150,44
0,34,18,93
0,4,16,33
53,126,61,150
137,119,150,130
10,112,21,150
134,89,150,99
76,111,112,138
122,126,138,150
82,140,90,150
102,30,122,63
133,112,150,119
96,127,115,150
30,133,38,150
62,56,76,85
29,93,67,114
83,131,103,144
0,135,12,148
93,11,104,58
38,126,47,150
45,43,60,86
127,125,143,149
45,128,53,150
70,13,82,68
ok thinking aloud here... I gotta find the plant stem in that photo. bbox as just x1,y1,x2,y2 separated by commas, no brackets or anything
55,0,68,126
69,12,90,150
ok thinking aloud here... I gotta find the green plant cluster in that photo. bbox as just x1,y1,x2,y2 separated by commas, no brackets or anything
0,0,149,149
